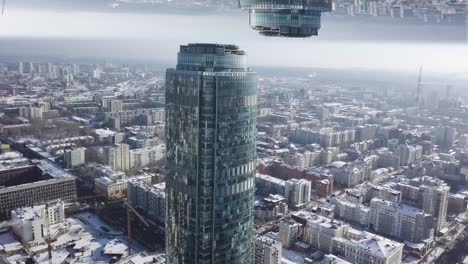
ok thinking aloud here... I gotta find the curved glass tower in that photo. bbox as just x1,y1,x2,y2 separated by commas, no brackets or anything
165,44,257,264
239,0,332,37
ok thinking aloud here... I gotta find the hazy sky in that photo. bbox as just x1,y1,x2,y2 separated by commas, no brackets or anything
0,6,467,75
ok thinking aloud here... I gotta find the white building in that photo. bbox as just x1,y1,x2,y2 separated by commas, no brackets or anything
392,176,450,232
64,147,86,168
129,145,166,168
11,201,65,244
285,179,311,208
93,68,102,79
303,212,349,253
95,175,152,199
333,231,403,264
278,219,300,248
103,143,131,172
367,184,402,203
254,235,282,264
127,178,166,221
330,198,370,227
329,161,369,188
323,254,352,264
369,198,434,243
95,177,128,198
19,106,43,120
291,128,355,148
395,144,422,166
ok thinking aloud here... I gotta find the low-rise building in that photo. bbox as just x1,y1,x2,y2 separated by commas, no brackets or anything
255,194,288,222
303,212,349,253
11,201,65,244
333,231,403,264
95,175,152,199
0,160,77,219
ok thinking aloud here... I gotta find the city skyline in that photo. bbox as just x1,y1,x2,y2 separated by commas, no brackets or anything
0,3,467,74
0,1,468,264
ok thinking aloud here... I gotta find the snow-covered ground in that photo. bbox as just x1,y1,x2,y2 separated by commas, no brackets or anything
7,212,144,264
282,248,306,264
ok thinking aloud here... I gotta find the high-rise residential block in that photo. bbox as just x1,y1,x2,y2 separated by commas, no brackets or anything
279,219,301,248
369,198,434,243
64,147,86,168
285,178,312,208
392,176,450,232
103,143,131,172
254,235,282,264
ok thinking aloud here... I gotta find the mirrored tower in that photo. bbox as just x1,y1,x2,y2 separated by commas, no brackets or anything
239,0,332,37
165,43,257,264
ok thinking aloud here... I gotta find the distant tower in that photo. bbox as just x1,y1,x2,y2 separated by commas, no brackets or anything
18,62,23,75
416,66,423,109
445,85,453,99
28,62,34,75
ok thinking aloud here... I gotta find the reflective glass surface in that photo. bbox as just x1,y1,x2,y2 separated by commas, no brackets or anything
239,0,332,37
166,44,257,264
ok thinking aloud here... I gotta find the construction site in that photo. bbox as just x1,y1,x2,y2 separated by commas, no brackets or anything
0,199,165,264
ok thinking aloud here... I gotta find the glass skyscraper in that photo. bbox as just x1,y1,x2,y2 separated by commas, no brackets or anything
165,44,257,264
239,0,332,37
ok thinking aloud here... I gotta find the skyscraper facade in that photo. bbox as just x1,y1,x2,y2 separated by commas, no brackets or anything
165,43,258,264
239,0,332,37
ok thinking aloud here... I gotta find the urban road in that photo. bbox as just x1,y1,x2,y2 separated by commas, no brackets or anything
436,227,468,264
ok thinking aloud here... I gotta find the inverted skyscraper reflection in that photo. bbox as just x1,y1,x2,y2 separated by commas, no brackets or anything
239,0,332,37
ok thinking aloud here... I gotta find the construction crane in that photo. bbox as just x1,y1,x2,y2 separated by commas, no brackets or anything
124,199,150,256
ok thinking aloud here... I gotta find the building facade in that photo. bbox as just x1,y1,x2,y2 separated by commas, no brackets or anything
129,145,165,168
239,0,332,37
285,178,312,208
254,235,282,264
165,44,257,264
333,232,403,264
0,161,77,219
103,143,131,172
127,179,166,221
369,198,434,243
279,219,301,249
11,200,65,244
64,147,86,168
393,176,450,232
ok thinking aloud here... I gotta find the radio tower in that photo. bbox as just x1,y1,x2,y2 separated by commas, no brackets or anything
416,66,423,110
